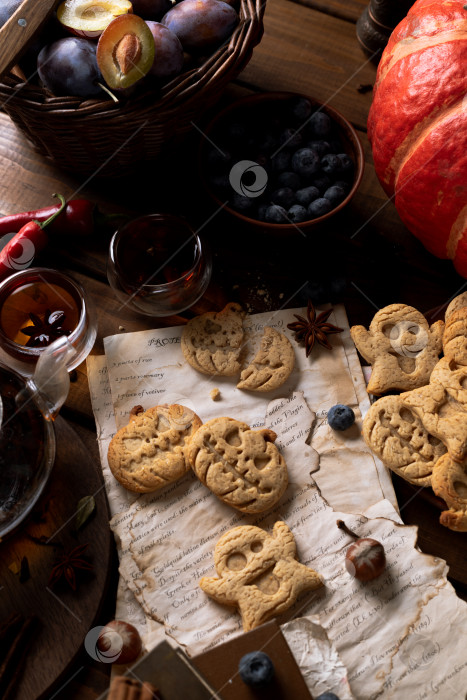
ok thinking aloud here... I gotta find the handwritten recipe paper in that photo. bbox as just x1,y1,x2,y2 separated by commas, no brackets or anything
87,306,467,698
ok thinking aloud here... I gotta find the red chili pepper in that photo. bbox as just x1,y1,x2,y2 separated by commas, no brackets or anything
0,198,96,238
0,194,66,283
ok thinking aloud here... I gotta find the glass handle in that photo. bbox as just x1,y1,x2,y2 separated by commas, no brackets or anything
25,336,77,419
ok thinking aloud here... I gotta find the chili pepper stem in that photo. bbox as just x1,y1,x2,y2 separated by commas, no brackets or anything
337,519,360,539
37,194,66,229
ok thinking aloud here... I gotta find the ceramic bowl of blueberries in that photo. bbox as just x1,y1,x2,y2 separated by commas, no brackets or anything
200,91,364,233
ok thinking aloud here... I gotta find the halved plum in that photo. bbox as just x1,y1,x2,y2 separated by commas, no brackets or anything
97,14,155,89
57,0,133,39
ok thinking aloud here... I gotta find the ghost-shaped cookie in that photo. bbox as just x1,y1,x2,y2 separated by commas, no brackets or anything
350,304,444,395
199,521,323,631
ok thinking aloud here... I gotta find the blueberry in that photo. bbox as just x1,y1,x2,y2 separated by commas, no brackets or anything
271,150,291,172
337,153,354,176
328,139,343,153
257,132,278,153
311,174,332,193
292,148,320,177
206,147,230,170
265,204,288,224
279,127,303,149
334,179,351,193
321,153,340,176
238,651,275,687
276,171,301,190
208,172,230,191
296,185,320,207
271,187,295,209
323,185,347,206
257,203,269,221
309,111,332,137
307,140,331,157
327,404,355,431
231,193,254,213
315,694,341,700
226,121,247,142
308,197,332,218
288,204,309,223
290,96,312,123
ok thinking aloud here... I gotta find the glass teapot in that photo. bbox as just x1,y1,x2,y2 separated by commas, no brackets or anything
0,337,76,539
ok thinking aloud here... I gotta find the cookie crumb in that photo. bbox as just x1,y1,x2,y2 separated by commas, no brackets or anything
118,325,125,331
210,388,221,401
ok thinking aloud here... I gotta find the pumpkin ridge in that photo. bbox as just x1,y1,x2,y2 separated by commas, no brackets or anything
392,96,467,193
376,30,467,87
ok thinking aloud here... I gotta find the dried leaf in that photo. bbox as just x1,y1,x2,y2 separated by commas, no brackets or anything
75,496,96,531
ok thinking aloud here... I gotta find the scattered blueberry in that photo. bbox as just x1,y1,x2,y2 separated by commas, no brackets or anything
311,174,332,193
290,96,313,123
288,204,309,223
315,693,341,700
323,185,347,206
271,150,292,172
238,651,275,687
327,404,355,431
292,147,320,177
279,127,303,149
276,171,301,190
308,197,332,218
309,111,332,137
337,153,354,176
231,193,254,213
296,185,320,207
307,140,331,157
321,153,341,176
265,204,288,223
271,187,295,209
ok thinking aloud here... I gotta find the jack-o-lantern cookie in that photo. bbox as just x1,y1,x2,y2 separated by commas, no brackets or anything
237,327,295,392
181,302,245,376
445,292,467,321
188,417,288,513
362,395,446,486
199,521,323,631
350,304,444,395
431,453,467,531
443,307,467,367
108,404,202,493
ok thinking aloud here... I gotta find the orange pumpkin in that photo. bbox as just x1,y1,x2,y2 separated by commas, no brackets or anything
367,0,467,276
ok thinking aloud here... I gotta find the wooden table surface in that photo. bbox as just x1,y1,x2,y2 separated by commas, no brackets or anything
0,0,465,696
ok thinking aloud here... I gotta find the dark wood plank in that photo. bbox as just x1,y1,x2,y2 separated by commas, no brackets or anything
286,0,368,24
239,0,376,130
0,418,113,700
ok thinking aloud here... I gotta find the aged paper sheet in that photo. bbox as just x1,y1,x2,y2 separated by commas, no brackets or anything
87,306,467,698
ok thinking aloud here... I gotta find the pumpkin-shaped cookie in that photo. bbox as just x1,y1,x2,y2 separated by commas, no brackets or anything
432,453,467,532
188,417,288,513
108,404,202,493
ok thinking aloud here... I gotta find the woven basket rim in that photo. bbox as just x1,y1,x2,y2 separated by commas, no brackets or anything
0,0,266,118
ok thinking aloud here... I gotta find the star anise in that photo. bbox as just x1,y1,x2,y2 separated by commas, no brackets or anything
48,543,93,591
20,310,71,348
287,300,343,356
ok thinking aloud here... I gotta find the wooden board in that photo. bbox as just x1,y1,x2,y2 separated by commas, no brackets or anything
287,0,369,24
0,417,112,700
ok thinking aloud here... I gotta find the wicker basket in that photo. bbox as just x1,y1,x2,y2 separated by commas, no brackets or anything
0,0,265,178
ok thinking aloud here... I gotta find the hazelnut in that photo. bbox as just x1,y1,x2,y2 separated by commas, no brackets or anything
337,520,386,582
97,620,142,665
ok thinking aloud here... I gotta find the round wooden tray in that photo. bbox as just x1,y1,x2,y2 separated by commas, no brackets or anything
0,417,112,700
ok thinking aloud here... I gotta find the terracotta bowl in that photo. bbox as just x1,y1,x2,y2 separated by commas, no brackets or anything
199,91,365,234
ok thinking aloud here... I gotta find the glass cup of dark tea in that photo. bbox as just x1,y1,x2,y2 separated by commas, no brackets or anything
107,214,212,317
0,267,97,376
